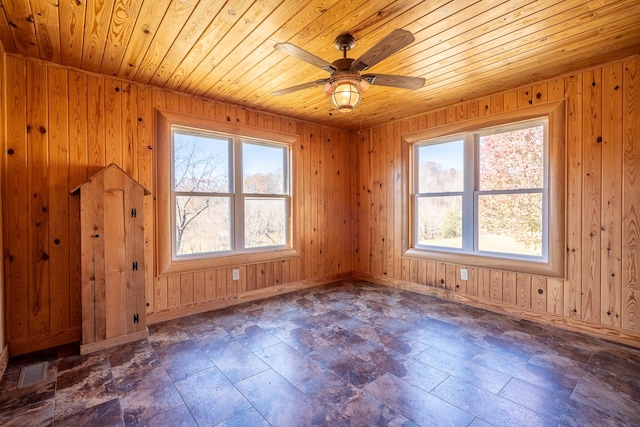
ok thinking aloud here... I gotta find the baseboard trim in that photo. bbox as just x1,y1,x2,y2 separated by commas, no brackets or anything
148,272,353,324
9,327,81,357
354,272,640,349
0,344,9,381
80,329,149,354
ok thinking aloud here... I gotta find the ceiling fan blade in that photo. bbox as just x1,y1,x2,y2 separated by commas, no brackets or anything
271,79,328,96
274,43,336,72
351,29,416,72
363,74,425,90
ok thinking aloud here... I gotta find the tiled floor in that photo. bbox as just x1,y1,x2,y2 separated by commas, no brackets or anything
1,280,639,426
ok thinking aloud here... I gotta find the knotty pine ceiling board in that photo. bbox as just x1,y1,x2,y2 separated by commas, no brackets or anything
1,0,639,131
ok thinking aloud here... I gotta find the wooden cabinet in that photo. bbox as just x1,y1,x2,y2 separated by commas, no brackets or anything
72,164,150,354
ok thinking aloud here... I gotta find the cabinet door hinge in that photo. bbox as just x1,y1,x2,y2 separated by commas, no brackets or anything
132,261,138,271
133,313,139,324
131,208,137,218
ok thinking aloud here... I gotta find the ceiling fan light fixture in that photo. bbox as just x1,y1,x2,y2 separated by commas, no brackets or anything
323,79,369,113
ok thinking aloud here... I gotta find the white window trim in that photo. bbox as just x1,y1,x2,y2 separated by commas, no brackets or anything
156,110,299,276
402,100,566,278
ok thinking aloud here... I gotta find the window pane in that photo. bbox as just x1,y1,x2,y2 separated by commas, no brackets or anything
417,196,462,248
478,193,543,257
243,142,286,194
174,132,230,193
418,140,464,193
176,196,231,255
245,198,286,248
479,125,544,191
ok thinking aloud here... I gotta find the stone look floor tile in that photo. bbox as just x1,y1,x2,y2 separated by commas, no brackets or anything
201,340,270,383
471,347,577,396
499,377,626,427
152,338,213,381
54,355,118,419
0,362,57,416
415,346,511,393
132,403,198,427
0,398,54,427
236,369,324,426
53,397,123,427
309,345,384,388
174,366,252,426
432,376,557,427
256,341,326,386
363,373,475,426
1,281,639,426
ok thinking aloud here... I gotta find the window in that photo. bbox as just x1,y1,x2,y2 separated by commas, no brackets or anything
172,129,289,257
403,101,565,278
157,110,298,275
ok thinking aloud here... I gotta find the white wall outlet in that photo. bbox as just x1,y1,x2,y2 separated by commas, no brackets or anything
460,268,468,281
232,269,240,281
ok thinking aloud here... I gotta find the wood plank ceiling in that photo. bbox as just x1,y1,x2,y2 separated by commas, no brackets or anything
1,0,639,131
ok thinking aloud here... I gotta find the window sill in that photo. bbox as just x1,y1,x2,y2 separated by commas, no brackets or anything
158,248,300,276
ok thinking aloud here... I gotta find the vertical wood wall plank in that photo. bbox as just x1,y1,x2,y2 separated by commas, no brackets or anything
502,272,516,305
216,268,227,298
622,58,640,331
122,83,137,178
193,271,205,303
205,269,216,301
516,274,532,309
455,265,467,293
137,85,154,314
47,66,70,331
167,275,179,308
491,270,503,301
87,74,106,175
68,69,87,327
565,73,583,318
582,69,603,324
27,60,50,336
466,267,477,297
547,278,564,315
105,78,123,167
180,272,193,305
532,276,546,312
5,56,29,341
601,63,623,326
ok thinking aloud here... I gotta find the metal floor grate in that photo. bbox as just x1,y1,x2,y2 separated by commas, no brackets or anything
17,362,48,388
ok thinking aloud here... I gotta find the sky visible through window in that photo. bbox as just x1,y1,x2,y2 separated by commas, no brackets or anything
174,132,283,179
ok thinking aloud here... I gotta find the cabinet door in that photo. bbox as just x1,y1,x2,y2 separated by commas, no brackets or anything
124,186,146,334
99,189,145,339
102,188,129,339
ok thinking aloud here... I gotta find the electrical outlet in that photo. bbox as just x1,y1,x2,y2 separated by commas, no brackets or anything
460,268,468,281
232,269,240,281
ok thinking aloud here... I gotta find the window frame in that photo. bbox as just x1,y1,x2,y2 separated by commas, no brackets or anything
402,100,566,278
156,110,299,276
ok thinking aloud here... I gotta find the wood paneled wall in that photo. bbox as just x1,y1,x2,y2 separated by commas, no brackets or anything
2,51,639,355
353,56,640,345
1,53,353,355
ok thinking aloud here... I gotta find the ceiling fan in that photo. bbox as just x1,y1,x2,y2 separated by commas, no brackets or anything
272,29,425,113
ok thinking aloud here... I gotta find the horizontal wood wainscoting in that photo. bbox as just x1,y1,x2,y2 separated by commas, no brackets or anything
1,53,353,356
353,56,640,347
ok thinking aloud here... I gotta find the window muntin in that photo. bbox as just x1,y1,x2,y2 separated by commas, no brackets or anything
413,118,548,262
171,127,290,260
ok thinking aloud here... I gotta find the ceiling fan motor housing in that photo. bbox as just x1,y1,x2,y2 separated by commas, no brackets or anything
334,34,356,52
324,58,370,96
